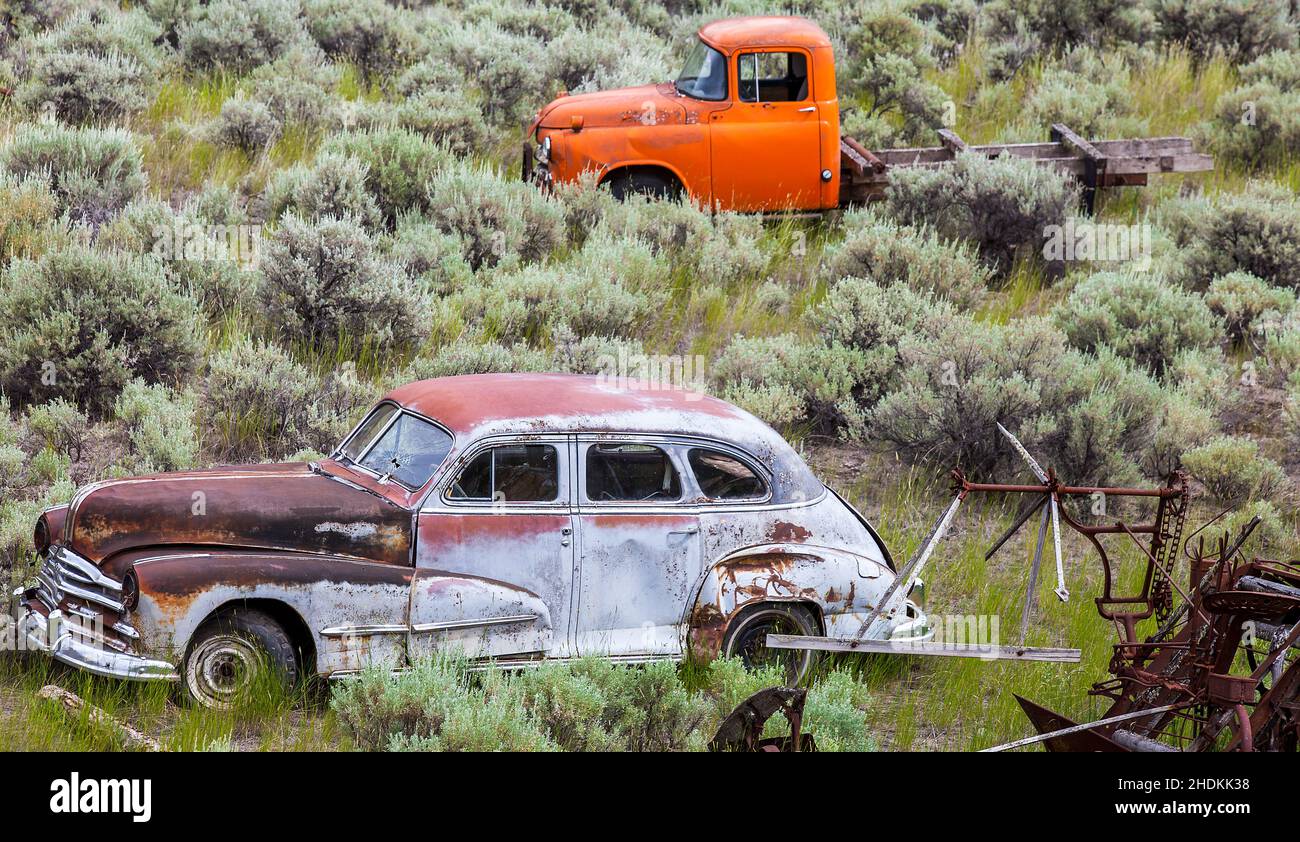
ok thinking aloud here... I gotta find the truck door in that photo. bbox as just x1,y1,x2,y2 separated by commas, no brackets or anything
709,48,823,212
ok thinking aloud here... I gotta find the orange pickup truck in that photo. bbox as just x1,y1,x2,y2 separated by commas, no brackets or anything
523,16,1212,213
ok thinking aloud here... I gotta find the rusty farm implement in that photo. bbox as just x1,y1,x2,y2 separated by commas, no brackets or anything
765,425,1300,752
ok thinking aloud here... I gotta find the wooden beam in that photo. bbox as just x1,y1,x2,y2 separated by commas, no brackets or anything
937,128,967,154
766,634,1082,663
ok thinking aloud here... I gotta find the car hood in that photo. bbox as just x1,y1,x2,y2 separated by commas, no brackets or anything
65,462,412,567
533,82,689,130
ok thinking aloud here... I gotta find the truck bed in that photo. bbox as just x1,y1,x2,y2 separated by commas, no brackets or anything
839,125,1213,211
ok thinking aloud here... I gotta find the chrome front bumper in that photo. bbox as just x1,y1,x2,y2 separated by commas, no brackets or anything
11,546,178,681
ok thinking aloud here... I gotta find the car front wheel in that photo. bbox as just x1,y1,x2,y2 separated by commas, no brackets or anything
183,608,299,709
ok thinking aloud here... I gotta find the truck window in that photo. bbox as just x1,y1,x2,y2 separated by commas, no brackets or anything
675,40,727,101
737,51,809,103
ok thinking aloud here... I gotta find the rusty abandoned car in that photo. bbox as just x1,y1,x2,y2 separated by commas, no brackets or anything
11,374,928,707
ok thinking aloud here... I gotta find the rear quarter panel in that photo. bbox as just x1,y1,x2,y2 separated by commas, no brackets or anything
689,493,893,657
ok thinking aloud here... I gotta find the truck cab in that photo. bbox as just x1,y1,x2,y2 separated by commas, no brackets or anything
525,16,841,212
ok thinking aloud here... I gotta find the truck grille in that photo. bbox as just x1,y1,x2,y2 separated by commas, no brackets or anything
35,547,125,615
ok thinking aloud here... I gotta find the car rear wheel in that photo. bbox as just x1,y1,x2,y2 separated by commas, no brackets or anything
723,603,820,685
183,608,299,710
607,170,679,202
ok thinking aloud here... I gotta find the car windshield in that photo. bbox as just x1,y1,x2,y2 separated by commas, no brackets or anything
338,406,452,489
675,39,727,101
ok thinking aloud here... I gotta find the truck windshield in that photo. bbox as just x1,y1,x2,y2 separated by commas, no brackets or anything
675,40,727,101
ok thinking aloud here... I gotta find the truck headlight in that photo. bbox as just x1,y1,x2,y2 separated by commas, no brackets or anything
908,577,926,607
536,135,551,165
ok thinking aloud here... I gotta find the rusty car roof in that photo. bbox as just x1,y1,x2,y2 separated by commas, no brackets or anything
697,16,832,51
383,373,824,503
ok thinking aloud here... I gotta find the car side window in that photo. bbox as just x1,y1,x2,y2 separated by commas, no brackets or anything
737,51,809,103
586,443,681,502
688,448,767,501
448,444,559,503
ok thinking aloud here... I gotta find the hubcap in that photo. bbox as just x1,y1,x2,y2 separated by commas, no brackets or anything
187,635,262,709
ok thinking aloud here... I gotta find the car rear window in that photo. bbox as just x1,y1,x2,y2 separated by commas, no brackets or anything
688,448,767,500
587,443,681,502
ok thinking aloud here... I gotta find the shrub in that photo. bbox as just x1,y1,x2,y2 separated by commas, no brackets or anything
981,0,1155,56
358,94,492,159
203,338,311,459
321,129,452,225
398,338,549,383
249,44,342,127
179,0,308,74
15,9,165,124
0,123,146,225
1022,61,1136,138
332,654,556,752
1154,0,1297,62
1053,271,1220,375
25,399,87,462
425,163,566,271
1181,435,1289,505
395,56,464,98
885,152,1078,271
1162,185,1300,291
453,260,656,345
0,172,57,259
714,336,872,434
265,152,382,229
1038,348,1169,485
1208,79,1300,171
802,668,876,752
382,217,473,294
517,658,711,751
1220,500,1297,559
870,316,1068,477
259,215,428,352
210,96,280,153
824,213,989,310
304,0,412,81
447,22,549,123
113,379,198,473
1204,271,1295,345
0,248,201,417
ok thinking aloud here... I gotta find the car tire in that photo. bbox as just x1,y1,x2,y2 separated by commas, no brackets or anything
183,608,299,710
723,603,820,685
607,170,678,202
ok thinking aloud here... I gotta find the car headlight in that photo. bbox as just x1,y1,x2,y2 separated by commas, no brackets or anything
536,135,551,165
33,515,50,557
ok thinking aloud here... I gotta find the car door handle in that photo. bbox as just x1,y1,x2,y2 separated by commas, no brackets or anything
796,106,816,113
668,526,699,535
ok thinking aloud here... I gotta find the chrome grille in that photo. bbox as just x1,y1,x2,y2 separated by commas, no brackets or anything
35,547,124,614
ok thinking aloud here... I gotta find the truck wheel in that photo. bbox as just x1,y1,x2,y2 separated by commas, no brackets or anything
183,608,299,710
723,603,820,685
607,170,678,202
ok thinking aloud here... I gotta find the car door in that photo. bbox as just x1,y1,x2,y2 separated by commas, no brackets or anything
708,47,823,211
574,437,702,657
411,437,577,660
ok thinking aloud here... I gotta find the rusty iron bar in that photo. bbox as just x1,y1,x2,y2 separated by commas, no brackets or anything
981,703,1186,752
